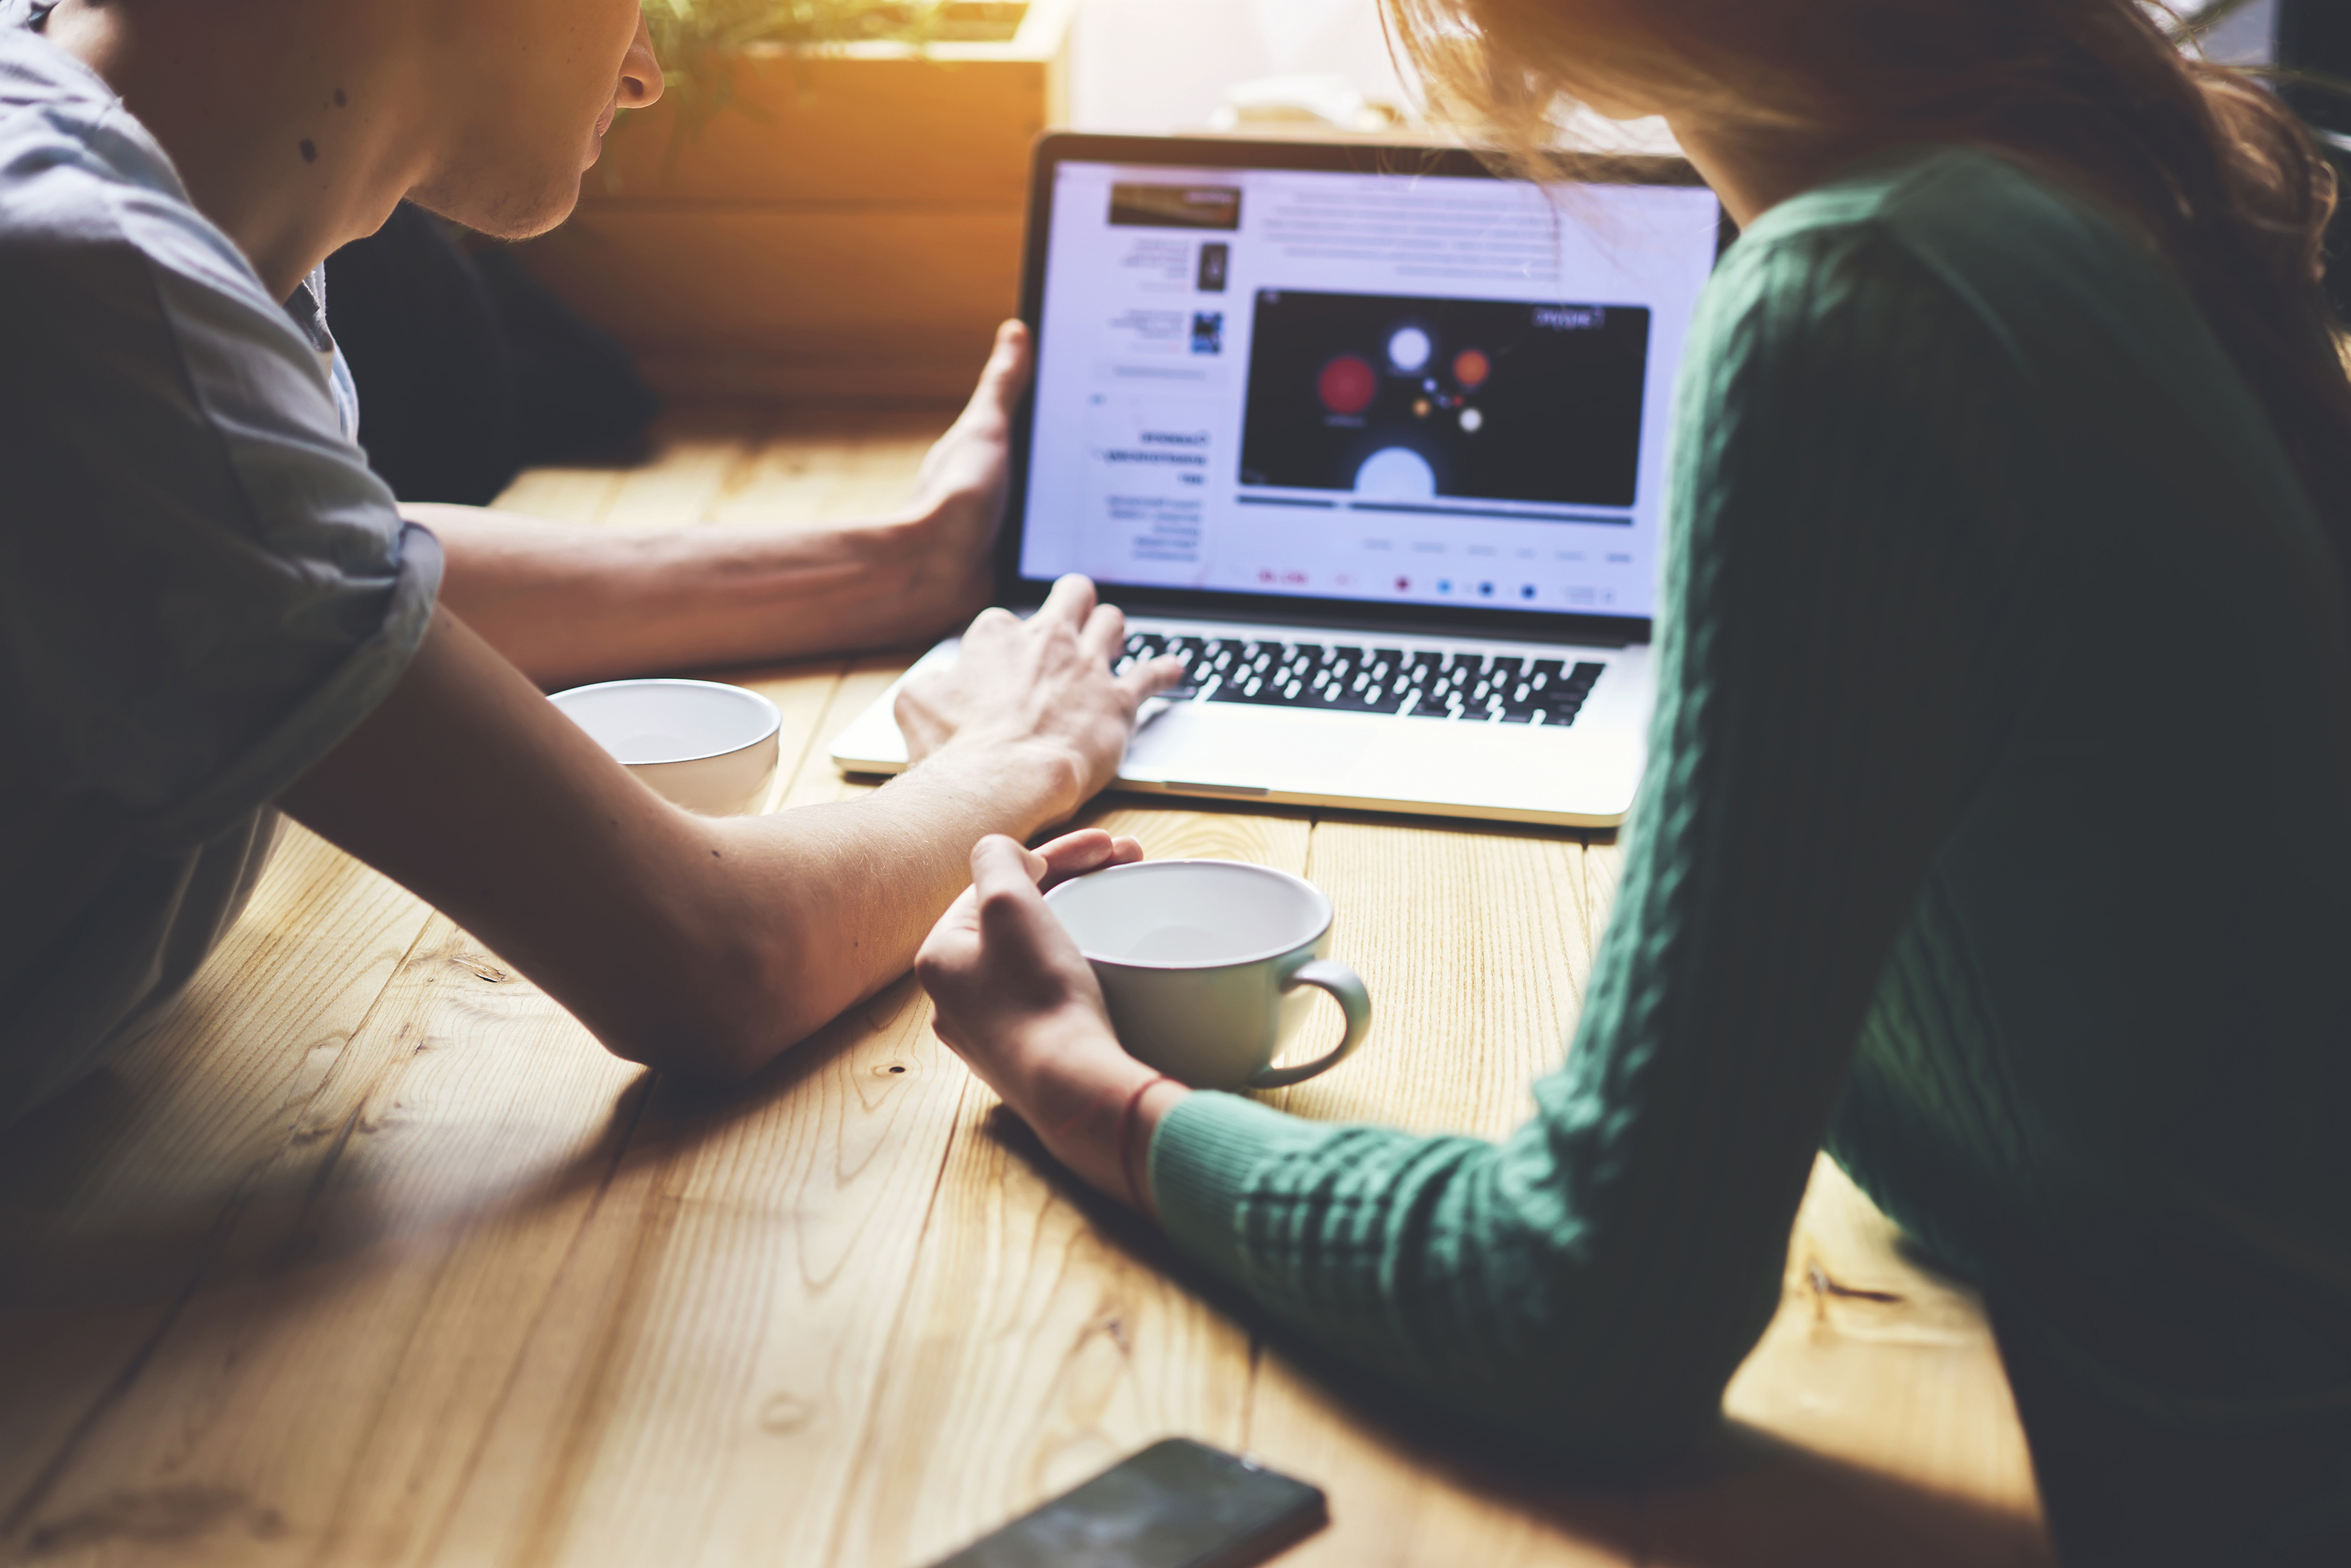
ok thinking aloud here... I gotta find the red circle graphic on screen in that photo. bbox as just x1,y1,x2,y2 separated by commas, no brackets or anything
1452,348,1492,389
1317,355,1378,416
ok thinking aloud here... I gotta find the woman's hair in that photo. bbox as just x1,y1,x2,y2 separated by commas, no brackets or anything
1386,0,2351,585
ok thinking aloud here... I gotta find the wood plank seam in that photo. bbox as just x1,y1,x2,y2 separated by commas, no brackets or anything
502,1085,702,1568
404,1072,659,1568
0,420,2053,1568
763,665,851,813
0,903,442,1543
811,1054,982,1568
1243,811,1305,1489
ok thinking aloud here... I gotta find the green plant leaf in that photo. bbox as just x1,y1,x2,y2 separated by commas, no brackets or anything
640,0,951,135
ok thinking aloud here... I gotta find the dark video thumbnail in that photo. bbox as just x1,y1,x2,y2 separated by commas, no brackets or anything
1238,290,1650,508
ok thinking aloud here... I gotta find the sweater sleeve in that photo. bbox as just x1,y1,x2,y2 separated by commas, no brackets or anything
1147,223,2024,1460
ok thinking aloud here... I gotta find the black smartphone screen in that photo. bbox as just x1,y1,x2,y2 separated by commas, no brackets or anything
925,1437,1326,1568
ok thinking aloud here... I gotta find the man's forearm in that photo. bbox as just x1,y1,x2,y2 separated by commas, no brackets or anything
281,608,1081,1080
410,504,977,686
704,744,1082,1060
405,320,1029,687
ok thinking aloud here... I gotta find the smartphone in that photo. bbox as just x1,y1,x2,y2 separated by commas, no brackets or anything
924,1437,1327,1568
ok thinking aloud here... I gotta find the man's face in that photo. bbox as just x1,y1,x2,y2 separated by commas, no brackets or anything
408,0,662,240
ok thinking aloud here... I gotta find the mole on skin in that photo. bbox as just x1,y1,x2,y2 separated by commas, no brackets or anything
298,138,316,163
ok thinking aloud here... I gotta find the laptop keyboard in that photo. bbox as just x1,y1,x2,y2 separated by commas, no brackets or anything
1118,632,1606,726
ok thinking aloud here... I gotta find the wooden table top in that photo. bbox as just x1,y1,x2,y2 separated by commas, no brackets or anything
0,410,2056,1568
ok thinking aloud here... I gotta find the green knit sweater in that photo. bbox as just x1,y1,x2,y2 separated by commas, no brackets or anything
1148,146,2351,1553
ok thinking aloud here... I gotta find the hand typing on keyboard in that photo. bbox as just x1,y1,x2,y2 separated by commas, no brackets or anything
1115,634,1604,726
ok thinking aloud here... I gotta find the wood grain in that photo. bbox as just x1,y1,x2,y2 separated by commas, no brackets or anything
490,407,952,539
731,655,861,814
827,802,1305,1568
8,916,647,1568
776,649,908,812
591,415,772,531
1682,1156,2053,1567
425,972,971,1568
1576,827,2048,1560
0,413,2053,1568
0,528,870,1564
1250,1348,1645,1568
488,465,627,528
1234,824,1642,1568
704,409,949,531
0,827,434,1553
1276,816,1592,1136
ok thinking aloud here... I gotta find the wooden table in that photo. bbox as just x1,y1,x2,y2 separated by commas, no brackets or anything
0,411,2057,1568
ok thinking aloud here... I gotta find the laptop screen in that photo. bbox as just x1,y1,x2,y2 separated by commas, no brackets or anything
1011,141,1723,633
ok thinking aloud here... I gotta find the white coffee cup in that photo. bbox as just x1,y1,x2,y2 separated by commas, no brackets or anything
1043,859,1371,1090
549,678,782,816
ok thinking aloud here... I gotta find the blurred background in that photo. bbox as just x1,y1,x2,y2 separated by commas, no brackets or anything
329,0,2350,506
1066,0,1406,131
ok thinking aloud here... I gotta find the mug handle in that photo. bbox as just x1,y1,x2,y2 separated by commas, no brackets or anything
1248,960,1372,1089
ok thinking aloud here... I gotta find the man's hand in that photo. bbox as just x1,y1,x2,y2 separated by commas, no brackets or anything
282,609,1178,1083
419,319,1043,687
899,320,1035,630
895,574,1184,830
917,833,1189,1211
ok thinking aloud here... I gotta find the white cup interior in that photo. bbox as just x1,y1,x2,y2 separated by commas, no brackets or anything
1046,861,1330,966
549,679,780,764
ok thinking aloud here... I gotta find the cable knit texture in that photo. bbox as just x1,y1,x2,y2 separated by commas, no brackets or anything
1150,145,2351,1552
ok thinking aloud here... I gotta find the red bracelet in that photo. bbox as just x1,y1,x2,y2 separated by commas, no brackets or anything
1115,1073,1174,1215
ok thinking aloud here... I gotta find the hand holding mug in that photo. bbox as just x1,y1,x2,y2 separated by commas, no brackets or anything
1043,859,1371,1091
919,831,1181,1209
919,834,1374,1215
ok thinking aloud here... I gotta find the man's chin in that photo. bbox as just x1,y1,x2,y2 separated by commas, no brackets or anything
405,177,583,243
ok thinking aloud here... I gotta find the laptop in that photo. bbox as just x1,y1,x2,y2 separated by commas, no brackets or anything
830,134,1727,827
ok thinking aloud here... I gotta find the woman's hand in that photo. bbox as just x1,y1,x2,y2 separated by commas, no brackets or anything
894,574,1184,832
917,831,1190,1211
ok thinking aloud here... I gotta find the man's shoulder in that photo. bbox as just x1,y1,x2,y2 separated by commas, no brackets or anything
0,14,252,293
2,4,114,137
0,21,358,505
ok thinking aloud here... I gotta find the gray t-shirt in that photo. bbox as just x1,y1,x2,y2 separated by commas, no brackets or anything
0,1,442,1121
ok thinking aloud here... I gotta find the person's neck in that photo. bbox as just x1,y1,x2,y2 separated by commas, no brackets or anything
1666,112,1882,229
44,0,433,298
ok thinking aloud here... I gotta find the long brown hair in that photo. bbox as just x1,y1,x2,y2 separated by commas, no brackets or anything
1386,0,2351,581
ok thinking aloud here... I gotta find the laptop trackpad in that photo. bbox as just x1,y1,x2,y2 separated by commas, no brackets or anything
1123,703,1378,788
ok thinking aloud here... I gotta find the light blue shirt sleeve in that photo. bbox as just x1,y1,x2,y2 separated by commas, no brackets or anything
0,17,439,842
0,12,440,1115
